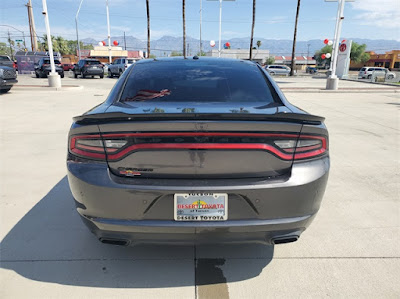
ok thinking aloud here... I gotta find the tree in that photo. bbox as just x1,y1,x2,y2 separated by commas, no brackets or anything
0,42,11,56
149,54,156,59
196,51,207,56
249,0,256,60
182,0,186,58
314,42,370,65
290,0,301,76
170,51,183,57
146,0,150,58
265,56,275,65
256,40,261,49
350,42,370,63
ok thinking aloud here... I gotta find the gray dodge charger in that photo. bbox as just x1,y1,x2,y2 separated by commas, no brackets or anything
67,57,329,246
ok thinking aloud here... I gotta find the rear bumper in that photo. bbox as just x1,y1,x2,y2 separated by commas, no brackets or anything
83,68,103,75
1,79,17,88
67,157,329,244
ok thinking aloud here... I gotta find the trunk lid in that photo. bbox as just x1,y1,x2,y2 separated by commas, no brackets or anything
91,103,314,179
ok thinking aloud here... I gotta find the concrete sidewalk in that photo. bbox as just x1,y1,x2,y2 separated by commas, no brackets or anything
1,76,399,298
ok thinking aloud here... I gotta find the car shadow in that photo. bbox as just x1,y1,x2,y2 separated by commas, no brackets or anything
0,176,274,288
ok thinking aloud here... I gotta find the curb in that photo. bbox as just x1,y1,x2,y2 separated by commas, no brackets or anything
13,85,84,91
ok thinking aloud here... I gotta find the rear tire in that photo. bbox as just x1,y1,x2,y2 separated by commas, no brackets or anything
388,75,394,80
35,72,39,78
367,75,372,79
100,74,104,79
82,73,86,78
61,73,64,78
0,87,11,93
119,69,123,77
108,69,113,78
74,72,78,78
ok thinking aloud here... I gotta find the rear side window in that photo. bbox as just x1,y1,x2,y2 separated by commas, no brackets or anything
120,61,277,104
0,56,11,61
127,59,134,64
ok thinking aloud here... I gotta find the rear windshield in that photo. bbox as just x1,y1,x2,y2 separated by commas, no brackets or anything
120,60,277,103
43,59,61,64
360,68,366,71
86,60,101,65
127,59,135,64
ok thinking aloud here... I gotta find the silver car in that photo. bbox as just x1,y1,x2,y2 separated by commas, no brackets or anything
358,67,396,80
265,65,291,76
108,58,136,78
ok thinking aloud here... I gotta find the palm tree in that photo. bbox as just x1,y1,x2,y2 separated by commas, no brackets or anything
182,0,186,58
146,0,150,58
290,0,301,76
249,0,256,60
256,40,261,49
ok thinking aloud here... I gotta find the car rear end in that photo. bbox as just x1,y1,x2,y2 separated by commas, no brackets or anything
67,58,329,245
83,60,104,76
0,66,18,92
42,59,64,77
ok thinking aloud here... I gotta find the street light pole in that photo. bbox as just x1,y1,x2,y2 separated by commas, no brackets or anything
326,0,346,90
41,0,61,88
218,0,222,57
75,0,84,61
106,0,112,64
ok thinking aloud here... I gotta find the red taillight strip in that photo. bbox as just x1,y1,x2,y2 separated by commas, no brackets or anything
106,143,294,161
294,148,326,160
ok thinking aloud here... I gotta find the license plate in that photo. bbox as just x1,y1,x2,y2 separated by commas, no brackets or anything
174,193,228,221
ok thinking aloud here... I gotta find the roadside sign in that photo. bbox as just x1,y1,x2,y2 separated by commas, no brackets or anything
15,39,23,42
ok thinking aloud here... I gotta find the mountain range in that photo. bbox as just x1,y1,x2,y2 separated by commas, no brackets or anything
82,36,400,57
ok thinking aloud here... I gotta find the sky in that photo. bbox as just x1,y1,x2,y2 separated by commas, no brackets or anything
1,0,399,50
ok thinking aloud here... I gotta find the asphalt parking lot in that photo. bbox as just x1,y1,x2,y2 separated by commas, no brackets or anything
1,74,399,298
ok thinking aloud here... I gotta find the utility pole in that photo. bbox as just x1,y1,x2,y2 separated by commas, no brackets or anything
26,0,38,51
106,0,112,63
199,0,202,55
290,0,301,76
7,31,14,59
307,43,310,66
124,31,126,50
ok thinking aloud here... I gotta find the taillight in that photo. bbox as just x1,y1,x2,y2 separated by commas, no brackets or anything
69,132,327,161
274,134,327,160
364,71,367,74
43,63,49,67
124,64,127,68
84,64,89,67
13,62,17,69
69,135,127,160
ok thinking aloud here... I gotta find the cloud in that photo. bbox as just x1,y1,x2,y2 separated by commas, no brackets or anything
351,0,400,29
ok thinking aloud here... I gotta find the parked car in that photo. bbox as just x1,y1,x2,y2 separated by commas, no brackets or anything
0,55,15,69
67,58,329,246
35,57,64,78
108,58,135,77
62,63,74,71
73,59,104,78
306,66,318,74
0,65,18,93
265,65,291,76
358,67,396,80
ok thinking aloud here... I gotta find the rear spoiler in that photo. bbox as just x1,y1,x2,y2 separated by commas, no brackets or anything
73,112,325,125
